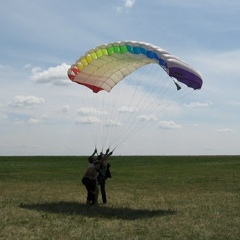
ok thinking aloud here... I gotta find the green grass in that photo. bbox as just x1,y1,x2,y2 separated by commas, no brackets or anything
0,156,239,240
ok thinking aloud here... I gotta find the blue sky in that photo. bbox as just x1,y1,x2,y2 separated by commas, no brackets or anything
1,0,240,156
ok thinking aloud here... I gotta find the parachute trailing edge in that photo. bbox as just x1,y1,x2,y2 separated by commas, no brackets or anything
68,41,203,93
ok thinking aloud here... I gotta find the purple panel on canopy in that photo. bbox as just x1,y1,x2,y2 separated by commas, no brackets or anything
169,67,203,90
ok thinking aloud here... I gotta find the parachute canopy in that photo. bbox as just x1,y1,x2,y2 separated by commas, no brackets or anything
67,41,203,151
68,41,203,93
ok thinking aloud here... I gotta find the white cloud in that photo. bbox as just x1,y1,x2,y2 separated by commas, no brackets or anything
137,114,157,122
28,118,44,125
105,119,122,127
158,120,182,129
75,116,100,124
78,107,108,116
184,101,212,108
31,63,70,86
24,64,31,69
125,0,135,8
215,128,234,134
116,0,135,13
117,106,138,113
116,7,122,13
8,96,45,108
14,114,48,125
61,105,70,113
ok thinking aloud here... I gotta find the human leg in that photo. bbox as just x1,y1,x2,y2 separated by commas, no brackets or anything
82,177,96,205
100,179,107,204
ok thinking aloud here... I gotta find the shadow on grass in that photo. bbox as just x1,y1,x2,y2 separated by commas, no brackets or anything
19,201,176,220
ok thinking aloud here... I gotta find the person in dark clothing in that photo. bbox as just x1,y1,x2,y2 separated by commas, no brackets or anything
96,149,112,204
98,161,111,204
82,162,100,205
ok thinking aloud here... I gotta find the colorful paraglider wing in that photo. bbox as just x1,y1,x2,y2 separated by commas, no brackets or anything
68,41,203,93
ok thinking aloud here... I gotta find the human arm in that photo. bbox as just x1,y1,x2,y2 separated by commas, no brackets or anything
104,148,114,157
91,148,98,156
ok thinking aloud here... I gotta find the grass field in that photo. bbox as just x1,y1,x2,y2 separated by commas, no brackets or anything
0,156,239,240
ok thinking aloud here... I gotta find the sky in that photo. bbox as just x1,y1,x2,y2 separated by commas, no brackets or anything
0,0,240,156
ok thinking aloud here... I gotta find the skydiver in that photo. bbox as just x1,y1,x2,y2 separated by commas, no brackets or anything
96,148,113,204
85,148,113,205
82,161,100,205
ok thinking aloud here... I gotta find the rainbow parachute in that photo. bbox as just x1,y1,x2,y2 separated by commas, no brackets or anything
68,41,202,93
